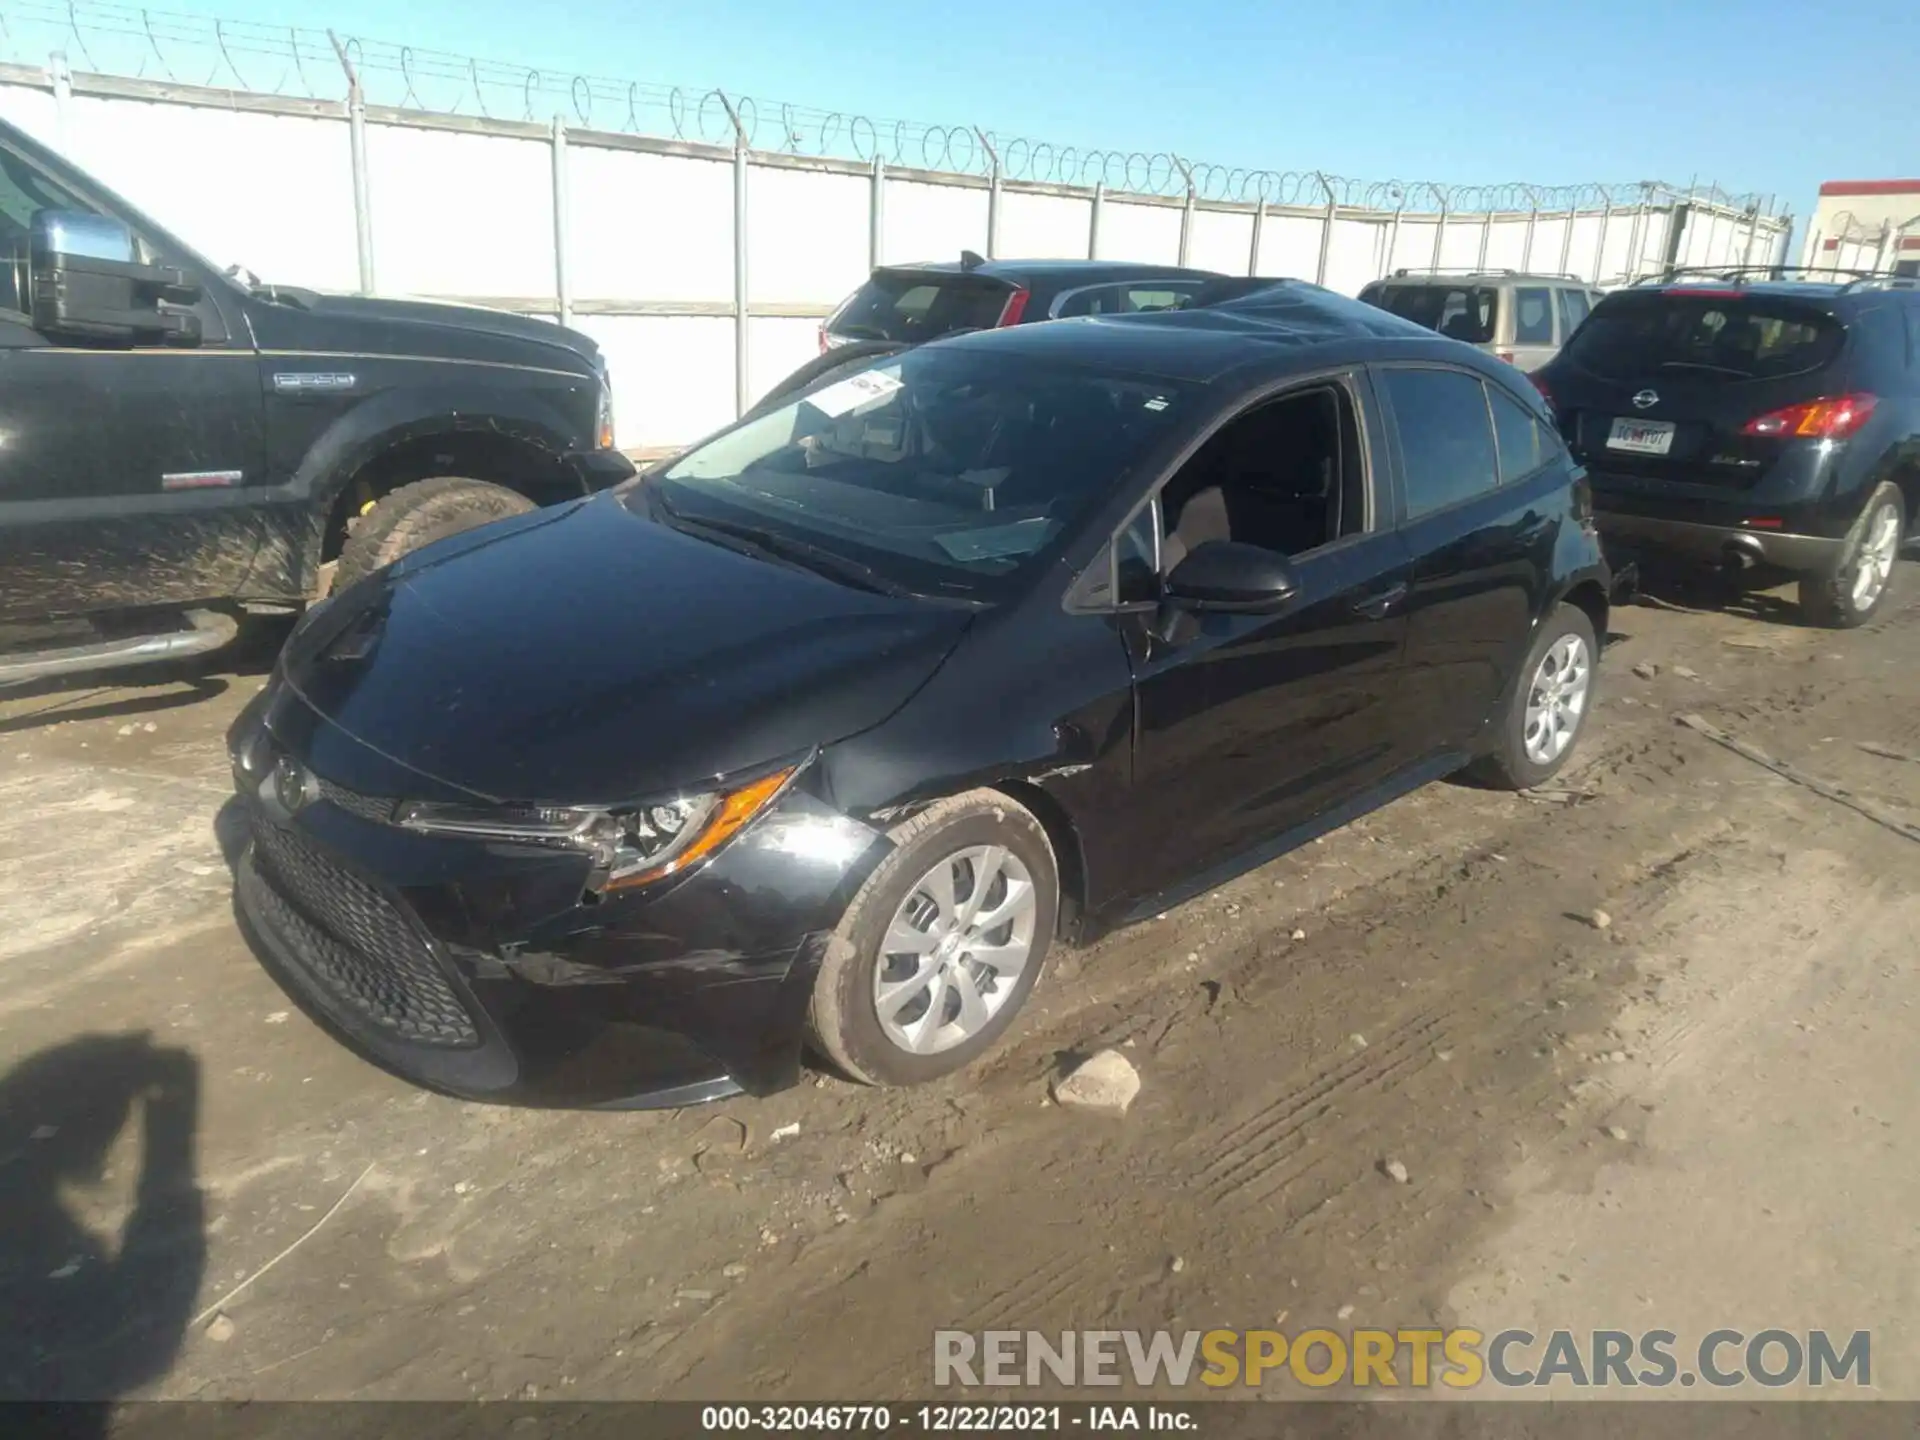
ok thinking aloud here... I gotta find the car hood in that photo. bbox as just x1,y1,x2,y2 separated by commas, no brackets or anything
277,496,972,804
296,293,601,370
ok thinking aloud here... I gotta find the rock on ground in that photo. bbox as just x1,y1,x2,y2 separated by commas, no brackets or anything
1051,1049,1141,1115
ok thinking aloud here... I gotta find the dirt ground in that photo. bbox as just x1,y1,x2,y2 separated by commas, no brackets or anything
1,564,1916,1405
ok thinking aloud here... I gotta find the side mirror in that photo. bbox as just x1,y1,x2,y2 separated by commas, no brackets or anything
29,210,201,345
1164,540,1299,614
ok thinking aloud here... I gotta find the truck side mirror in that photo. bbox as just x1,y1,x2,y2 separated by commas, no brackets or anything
29,209,201,345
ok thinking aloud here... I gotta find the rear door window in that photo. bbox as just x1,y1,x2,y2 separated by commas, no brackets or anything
1381,367,1500,518
1514,287,1555,345
828,272,1014,342
1564,295,1845,382
1369,285,1497,344
1056,282,1203,318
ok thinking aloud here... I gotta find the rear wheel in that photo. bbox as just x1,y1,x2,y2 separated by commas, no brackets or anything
1799,481,1904,629
1470,603,1597,790
807,790,1058,1088
333,476,538,590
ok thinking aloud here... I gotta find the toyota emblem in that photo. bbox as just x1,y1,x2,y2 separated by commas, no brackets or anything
1632,389,1660,410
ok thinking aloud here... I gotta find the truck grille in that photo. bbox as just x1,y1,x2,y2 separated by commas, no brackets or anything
251,818,480,1049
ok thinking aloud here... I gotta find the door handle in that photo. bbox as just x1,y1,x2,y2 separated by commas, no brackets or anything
1352,581,1408,620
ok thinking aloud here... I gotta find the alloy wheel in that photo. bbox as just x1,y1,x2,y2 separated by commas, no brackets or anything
1523,632,1591,766
1851,500,1902,612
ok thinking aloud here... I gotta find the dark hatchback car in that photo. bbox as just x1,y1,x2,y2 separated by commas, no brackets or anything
227,283,1616,1109
1534,273,1920,627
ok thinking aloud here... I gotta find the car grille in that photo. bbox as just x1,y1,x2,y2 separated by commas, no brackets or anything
316,778,396,824
251,817,480,1049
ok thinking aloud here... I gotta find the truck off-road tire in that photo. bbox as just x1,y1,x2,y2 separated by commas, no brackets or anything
807,790,1059,1088
743,340,907,422
1798,481,1905,630
1470,602,1598,791
333,476,538,590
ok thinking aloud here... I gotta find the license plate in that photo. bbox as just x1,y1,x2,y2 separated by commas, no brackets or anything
1606,418,1676,456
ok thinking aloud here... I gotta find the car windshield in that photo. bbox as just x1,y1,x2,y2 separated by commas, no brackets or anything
1364,284,1497,343
827,272,1015,343
635,346,1194,600
1564,295,1845,382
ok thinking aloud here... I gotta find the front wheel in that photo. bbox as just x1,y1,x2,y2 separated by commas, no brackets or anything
333,476,538,590
1799,481,1904,629
807,790,1058,1087
1470,602,1598,791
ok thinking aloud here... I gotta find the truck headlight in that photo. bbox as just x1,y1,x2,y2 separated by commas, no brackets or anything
394,764,796,892
597,374,616,450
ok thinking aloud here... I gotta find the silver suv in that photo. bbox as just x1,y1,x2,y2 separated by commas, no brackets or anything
1357,269,1607,371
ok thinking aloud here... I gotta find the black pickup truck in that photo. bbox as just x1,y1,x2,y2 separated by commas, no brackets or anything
0,116,633,686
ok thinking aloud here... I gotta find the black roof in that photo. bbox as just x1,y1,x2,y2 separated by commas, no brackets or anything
933,280,1464,384
877,257,1224,285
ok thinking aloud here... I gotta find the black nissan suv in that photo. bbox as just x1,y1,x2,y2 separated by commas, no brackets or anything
0,115,632,687
1533,271,1920,627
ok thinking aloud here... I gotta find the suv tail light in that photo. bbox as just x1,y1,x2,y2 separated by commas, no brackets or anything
1741,393,1878,440
995,288,1031,327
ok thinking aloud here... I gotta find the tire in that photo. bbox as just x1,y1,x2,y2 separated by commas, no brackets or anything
1798,481,1904,630
743,340,907,422
807,789,1059,1088
1470,602,1599,791
333,476,539,590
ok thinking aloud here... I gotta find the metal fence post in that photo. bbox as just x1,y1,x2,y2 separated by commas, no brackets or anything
1383,197,1403,277
49,51,71,155
976,129,1001,259
1248,198,1264,276
550,116,572,327
1557,202,1575,276
1174,157,1195,267
1875,220,1896,274
1593,199,1612,282
1089,181,1104,260
1314,173,1336,286
1475,205,1492,270
329,31,376,296
1521,189,1540,272
1624,189,1648,282
1431,195,1449,271
719,93,751,418
869,156,885,270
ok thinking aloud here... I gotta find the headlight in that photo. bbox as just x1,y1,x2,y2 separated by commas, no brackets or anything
395,764,796,892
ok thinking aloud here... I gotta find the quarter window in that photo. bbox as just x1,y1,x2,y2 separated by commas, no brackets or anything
1488,386,1558,482
1381,368,1498,519
1514,287,1555,345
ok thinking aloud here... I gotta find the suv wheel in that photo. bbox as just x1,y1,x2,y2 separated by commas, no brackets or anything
807,790,1058,1087
334,477,538,590
1799,481,1904,629
1471,602,1598,790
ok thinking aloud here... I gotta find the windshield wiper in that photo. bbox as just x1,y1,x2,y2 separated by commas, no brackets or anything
650,497,914,598
1657,360,1749,377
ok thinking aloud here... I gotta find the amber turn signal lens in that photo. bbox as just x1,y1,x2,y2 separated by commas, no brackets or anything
604,766,796,891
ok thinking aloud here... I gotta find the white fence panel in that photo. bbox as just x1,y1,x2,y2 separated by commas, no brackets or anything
1324,219,1387,295
751,165,867,305
1256,213,1321,278
569,146,732,303
748,316,823,406
1386,219,1438,274
368,124,555,299
882,179,987,264
1436,219,1483,269
998,191,1092,260
1095,200,1180,263
577,314,734,447
1482,217,1529,271
1185,207,1254,276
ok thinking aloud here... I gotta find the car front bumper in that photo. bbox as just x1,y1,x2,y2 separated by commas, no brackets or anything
226,689,890,1109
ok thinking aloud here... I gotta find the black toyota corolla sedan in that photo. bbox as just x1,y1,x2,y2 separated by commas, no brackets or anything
227,283,1618,1109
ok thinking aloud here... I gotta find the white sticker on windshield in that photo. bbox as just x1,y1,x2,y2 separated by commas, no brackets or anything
803,369,904,418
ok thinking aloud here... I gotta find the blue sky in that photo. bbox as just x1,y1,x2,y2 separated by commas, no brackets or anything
77,0,1920,221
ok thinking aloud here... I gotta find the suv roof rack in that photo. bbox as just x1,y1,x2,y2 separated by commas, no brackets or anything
1636,265,1904,289
1389,267,1585,281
